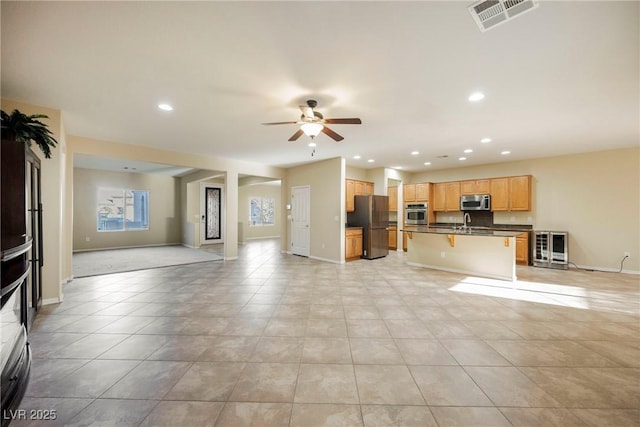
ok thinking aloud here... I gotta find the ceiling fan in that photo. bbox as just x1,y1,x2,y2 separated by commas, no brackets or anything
262,99,362,142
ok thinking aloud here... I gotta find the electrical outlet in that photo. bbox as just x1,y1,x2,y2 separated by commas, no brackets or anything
440,251,446,258
85,236,90,242
624,251,630,258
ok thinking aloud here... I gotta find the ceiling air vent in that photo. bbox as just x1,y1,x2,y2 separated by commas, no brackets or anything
468,0,539,32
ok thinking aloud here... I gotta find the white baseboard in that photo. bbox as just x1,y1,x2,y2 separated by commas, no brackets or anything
245,236,281,241
42,297,62,305
309,255,342,264
570,264,639,275
73,243,181,253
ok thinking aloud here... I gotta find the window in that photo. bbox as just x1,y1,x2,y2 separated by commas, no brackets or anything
97,188,149,232
249,196,275,226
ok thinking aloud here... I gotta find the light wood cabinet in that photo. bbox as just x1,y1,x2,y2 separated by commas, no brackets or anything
460,179,490,195
490,175,531,211
433,182,460,212
516,232,529,265
388,186,398,212
416,183,430,201
346,179,375,212
490,178,509,211
364,182,374,195
346,180,355,212
345,228,363,261
445,182,460,211
388,226,397,250
404,183,429,203
403,184,416,203
509,175,531,211
433,183,446,211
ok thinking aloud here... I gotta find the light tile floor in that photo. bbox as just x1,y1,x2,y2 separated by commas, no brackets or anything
12,239,640,426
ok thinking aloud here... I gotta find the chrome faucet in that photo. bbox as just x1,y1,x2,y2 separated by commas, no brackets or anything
462,213,471,230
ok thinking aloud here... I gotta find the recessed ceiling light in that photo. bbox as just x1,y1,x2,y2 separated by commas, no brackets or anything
411,151,419,155
353,155,361,160
158,103,173,111
367,159,375,163
481,137,492,143
459,157,467,161
468,92,485,102
501,150,511,155
464,149,473,153
424,162,431,166
392,166,403,169
308,142,317,147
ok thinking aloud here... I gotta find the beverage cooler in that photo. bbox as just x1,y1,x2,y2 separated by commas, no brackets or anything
533,231,568,269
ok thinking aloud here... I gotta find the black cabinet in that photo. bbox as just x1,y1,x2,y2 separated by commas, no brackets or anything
1,139,42,424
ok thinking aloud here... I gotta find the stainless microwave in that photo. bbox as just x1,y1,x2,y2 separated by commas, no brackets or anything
460,194,491,211
405,203,428,225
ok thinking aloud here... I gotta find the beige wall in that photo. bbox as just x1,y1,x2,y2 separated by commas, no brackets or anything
238,183,282,243
1,99,68,303
73,168,182,251
411,147,640,273
286,157,345,263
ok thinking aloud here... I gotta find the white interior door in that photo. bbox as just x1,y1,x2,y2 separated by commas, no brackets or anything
290,185,310,257
201,184,224,244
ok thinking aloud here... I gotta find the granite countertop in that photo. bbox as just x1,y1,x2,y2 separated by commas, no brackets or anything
430,223,532,232
401,225,522,237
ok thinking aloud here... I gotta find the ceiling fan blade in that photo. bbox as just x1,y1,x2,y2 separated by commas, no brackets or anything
299,105,315,120
324,118,362,125
288,129,304,141
322,126,344,141
262,121,297,125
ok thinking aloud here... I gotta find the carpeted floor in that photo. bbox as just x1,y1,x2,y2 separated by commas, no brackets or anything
73,245,224,277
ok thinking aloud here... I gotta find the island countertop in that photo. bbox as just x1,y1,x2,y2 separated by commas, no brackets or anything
401,226,522,238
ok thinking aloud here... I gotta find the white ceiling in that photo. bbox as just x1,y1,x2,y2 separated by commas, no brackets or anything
2,1,638,173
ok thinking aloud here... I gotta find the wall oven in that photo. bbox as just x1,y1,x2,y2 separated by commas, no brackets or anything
405,203,428,225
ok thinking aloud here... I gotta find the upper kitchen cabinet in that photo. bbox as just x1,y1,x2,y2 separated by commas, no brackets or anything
403,183,429,203
416,183,430,201
355,180,374,196
388,186,398,212
346,178,375,212
460,179,490,195
403,184,416,202
509,175,531,210
346,179,355,212
433,182,460,212
490,175,531,211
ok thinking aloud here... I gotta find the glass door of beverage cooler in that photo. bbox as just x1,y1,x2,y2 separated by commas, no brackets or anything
550,232,568,267
533,231,549,265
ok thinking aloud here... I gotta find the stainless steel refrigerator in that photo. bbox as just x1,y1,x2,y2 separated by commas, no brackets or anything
348,195,389,259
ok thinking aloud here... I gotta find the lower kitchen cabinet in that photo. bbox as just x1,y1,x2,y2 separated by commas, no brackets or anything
388,226,397,250
516,232,529,265
346,228,363,261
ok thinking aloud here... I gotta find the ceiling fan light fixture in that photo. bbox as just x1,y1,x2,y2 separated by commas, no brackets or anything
300,122,324,138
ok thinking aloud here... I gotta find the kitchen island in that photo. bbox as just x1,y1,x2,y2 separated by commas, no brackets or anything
402,226,522,281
